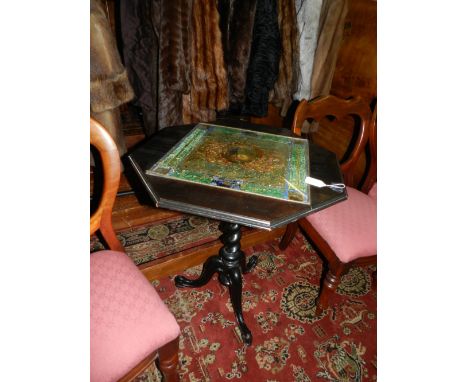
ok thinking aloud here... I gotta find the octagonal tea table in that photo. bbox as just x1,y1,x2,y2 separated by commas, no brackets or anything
127,120,347,345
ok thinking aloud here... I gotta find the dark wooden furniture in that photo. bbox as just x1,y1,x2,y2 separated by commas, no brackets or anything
361,105,377,193
127,119,347,345
91,118,180,382
279,96,376,316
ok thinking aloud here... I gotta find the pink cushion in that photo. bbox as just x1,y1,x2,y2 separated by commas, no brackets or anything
90,250,180,382
368,182,377,200
305,186,376,263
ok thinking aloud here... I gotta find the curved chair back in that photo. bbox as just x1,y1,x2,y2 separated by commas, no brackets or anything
292,95,371,187
361,105,377,194
90,118,124,251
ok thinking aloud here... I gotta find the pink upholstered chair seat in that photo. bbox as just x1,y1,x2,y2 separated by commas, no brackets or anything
91,250,180,382
305,184,377,263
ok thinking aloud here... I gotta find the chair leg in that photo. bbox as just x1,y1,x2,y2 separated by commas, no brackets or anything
315,266,344,316
157,336,180,382
99,212,125,252
279,222,298,250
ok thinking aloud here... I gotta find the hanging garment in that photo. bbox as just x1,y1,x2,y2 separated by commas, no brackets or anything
243,0,281,117
90,0,134,156
293,0,323,101
294,0,348,134
310,0,348,98
269,0,300,117
217,0,258,113
158,0,193,129
119,0,158,135
182,0,229,123
120,0,193,135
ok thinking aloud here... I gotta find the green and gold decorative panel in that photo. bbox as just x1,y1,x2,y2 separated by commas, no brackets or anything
146,123,310,203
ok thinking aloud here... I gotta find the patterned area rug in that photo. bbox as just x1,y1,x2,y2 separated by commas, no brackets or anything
91,215,221,265
125,227,377,382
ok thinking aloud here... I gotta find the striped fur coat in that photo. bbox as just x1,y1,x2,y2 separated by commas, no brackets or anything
182,0,229,123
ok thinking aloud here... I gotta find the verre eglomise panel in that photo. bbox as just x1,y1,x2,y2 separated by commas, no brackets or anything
146,123,310,204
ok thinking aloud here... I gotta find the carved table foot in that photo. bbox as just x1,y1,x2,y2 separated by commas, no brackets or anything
242,254,258,274
175,255,223,288
174,221,257,345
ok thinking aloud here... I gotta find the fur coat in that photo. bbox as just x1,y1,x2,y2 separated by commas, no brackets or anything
243,0,281,117
120,0,192,135
269,0,300,116
90,0,134,114
182,0,229,123
217,0,258,113
159,0,193,129
90,0,134,156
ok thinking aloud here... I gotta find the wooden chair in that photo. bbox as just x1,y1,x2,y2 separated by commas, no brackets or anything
90,118,180,382
279,96,377,316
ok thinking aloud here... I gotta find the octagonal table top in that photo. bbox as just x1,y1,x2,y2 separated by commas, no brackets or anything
127,120,347,230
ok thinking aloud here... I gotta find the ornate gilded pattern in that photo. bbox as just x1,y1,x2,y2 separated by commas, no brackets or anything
146,123,310,203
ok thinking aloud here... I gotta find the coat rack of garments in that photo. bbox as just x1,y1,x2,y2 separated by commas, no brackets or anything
93,0,351,137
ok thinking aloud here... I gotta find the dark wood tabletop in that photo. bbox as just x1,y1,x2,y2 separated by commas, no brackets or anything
126,120,347,230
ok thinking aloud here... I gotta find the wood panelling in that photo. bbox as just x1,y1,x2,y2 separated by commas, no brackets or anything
312,0,376,185
330,0,377,105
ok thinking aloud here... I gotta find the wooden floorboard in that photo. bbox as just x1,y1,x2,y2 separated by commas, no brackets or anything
111,194,180,231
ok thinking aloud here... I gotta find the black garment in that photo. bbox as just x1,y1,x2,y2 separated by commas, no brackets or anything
242,0,281,117
217,0,258,113
119,0,159,135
